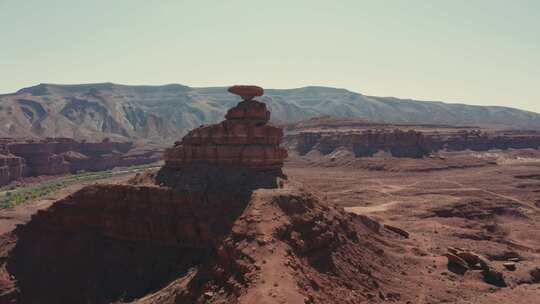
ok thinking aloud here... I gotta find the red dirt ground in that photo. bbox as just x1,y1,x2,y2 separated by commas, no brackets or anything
285,149,540,303
0,149,539,303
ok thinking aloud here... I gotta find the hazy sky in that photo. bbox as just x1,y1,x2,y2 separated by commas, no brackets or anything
1,0,539,112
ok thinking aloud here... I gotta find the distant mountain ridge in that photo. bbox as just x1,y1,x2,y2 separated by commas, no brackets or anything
0,82,539,143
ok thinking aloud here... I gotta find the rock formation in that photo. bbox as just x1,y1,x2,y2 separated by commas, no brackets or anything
445,247,506,287
0,85,414,304
290,119,540,159
425,129,540,151
0,138,161,186
0,145,25,187
0,183,411,304
227,85,264,101
158,85,287,191
296,129,430,158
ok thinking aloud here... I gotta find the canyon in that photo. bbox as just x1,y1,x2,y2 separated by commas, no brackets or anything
286,117,540,159
0,138,161,187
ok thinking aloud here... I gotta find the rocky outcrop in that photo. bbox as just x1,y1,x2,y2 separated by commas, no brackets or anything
296,129,430,158
445,247,506,287
0,183,409,304
7,141,70,176
0,143,25,186
293,127,540,159
425,129,540,151
0,185,251,304
159,85,287,191
0,146,25,187
0,138,161,186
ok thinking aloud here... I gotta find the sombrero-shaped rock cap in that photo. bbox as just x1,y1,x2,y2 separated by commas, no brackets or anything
228,85,264,101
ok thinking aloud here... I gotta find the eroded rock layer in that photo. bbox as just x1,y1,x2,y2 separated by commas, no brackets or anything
0,185,250,303
296,129,429,158
160,86,287,190
289,117,540,159
0,138,161,186
0,152,24,187
0,183,410,304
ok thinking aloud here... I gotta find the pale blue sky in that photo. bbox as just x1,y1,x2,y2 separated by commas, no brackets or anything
1,0,539,112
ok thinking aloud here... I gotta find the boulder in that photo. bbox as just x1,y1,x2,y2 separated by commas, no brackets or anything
444,247,507,287
227,85,264,101
502,262,516,271
482,267,506,287
530,266,540,282
444,253,470,270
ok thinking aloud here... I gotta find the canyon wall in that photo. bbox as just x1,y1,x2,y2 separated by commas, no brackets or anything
294,129,540,158
2,184,250,303
296,129,430,158
425,130,540,151
0,145,25,187
0,138,161,186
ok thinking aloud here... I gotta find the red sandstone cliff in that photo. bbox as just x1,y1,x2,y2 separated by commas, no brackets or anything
0,182,414,304
0,144,25,186
0,138,161,186
162,88,287,170
290,118,540,159
296,129,429,158
158,86,287,192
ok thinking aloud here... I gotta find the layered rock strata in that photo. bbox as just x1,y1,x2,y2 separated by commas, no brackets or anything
0,145,25,187
294,128,540,159
0,183,410,304
0,138,161,186
158,85,287,191
425,129,540,151
0,185,251,303
296,129,429,158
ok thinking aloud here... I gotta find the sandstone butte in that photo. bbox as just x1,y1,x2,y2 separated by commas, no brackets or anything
158,85,288,191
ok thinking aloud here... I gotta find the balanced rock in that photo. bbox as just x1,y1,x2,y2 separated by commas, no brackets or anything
227,85,264,101
159,85,287,191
